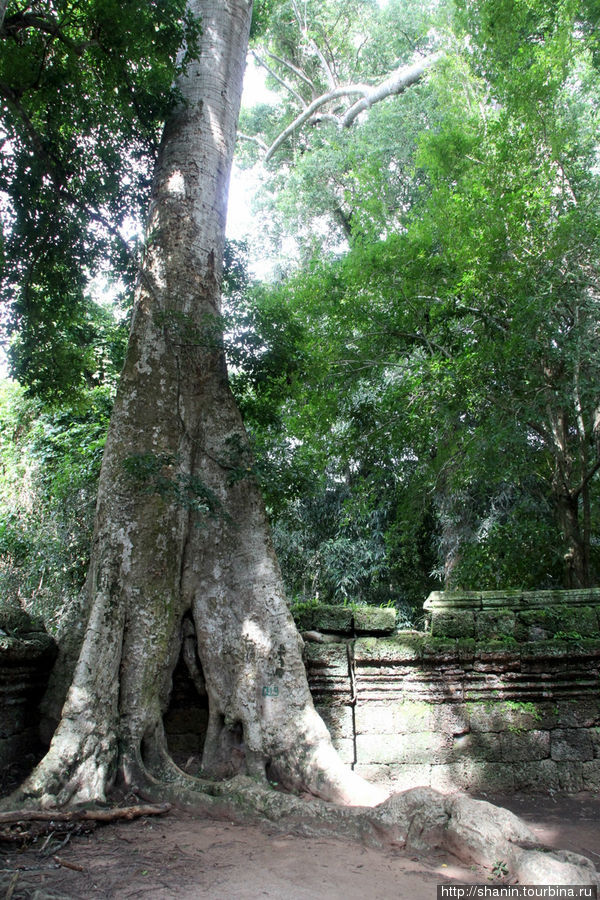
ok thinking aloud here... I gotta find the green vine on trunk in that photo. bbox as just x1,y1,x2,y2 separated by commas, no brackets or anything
122,451,222,519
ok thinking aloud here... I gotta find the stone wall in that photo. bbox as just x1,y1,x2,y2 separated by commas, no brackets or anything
301,592,600,794
2,591,599,796
0,604,57,774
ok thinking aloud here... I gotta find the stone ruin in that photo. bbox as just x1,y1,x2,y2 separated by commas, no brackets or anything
2,589,600,795
299,589,600,793
0,599,56,776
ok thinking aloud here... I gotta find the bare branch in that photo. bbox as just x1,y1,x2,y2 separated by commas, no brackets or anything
264,50,316,94
264,53,442,161
251,50,306,107
0,804,172,825
237,131,268,152
342,53,442,127
265,84,369,161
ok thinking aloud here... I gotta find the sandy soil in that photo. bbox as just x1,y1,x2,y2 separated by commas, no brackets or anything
1,792,599,900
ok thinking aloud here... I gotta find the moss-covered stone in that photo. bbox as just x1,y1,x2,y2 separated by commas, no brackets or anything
353,606,396,635
293,604,353,634
475,610,516,640
430,610,475,639
480,590,524,608
354,634,425,663
467,700,547,733
293,603,397,635
303,642,349,675
514,606,598,641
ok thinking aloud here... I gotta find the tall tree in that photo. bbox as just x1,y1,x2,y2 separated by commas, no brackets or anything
9,0,382,809
2,3,599,884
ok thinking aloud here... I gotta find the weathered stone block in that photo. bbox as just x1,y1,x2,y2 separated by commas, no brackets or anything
304,642,349,675
515,606,598,641
582,759,600,791
354,634,424,663
555,699,600,728
555,761,584,792
355,730,449,765
430,703,470,736
472,645,521,673
500,729,550,762
294,603,396,635
431,611,475,639
550,728,594,761
354,700,431,735
480,590,523,609
513,759,561,792
425,591,482,610
475,610,516,641
295,605,353,634
353,607,396,635
468,701,544,733
450,731,502,762
316,705,353,739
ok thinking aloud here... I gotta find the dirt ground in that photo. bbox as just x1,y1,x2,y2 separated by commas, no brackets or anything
1,790,599,900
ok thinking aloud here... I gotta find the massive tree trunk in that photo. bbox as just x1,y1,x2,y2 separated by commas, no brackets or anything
11,0,380,810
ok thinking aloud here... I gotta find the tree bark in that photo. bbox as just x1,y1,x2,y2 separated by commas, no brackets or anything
9,0,383,811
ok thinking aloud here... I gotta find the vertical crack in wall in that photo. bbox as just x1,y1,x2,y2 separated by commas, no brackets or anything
347,617,358,770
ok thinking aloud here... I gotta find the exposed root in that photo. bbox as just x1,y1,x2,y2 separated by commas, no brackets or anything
3,745,598,887
129,768,600,886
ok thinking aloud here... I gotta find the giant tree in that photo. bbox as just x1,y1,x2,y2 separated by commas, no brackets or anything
1,0,598,884
4,0,384,809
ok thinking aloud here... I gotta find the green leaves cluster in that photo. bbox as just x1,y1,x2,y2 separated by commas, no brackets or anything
231,0,600,602
0,378,113,630
0,0,201,399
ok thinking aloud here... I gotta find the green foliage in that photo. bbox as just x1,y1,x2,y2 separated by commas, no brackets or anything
230,0,600,596
0,378,113,630
0,0,201,400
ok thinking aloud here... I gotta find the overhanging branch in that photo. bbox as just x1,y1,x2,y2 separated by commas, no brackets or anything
264,53,442,161
342,53,442,127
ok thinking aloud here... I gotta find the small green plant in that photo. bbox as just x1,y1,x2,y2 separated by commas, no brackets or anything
491,860,509,878
554,630,583,641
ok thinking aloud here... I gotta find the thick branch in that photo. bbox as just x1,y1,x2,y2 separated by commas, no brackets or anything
265,85,368,161
0,804,172,825
265,53,442,161
1,12,85,55
342,53,442,127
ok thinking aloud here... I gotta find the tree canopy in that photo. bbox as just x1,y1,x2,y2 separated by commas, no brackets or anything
1,0,599,638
